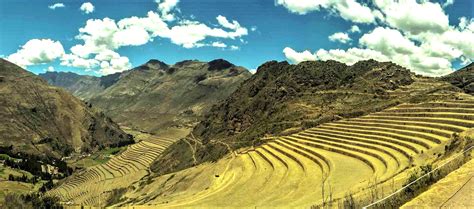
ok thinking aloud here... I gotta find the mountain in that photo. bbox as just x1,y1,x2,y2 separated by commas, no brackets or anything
0,59,133,160
442,62,474,95
39,71,121,100
40,59,252,136
151,59,468,175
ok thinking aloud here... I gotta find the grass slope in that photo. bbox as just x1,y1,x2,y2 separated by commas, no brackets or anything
96,99,473,208
152,59,465,176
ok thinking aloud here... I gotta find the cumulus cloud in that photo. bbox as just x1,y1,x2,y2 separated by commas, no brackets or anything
281,0,474,76
359,27,417,55
165,20,248,48
275,0,376,23
378,0,449,35
57,1,248,75
6,39,65,67
328,32,351,44
349,25,360,33
283,47,317,63
80,2,94,14
156,0,179,21
315,48,389,64
49,3,65,10
61,54,99,69
98,56,131,75
211,42,227,48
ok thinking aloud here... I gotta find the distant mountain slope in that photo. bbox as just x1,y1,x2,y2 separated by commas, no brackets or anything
442,62,473,95
41,59,252,135
0,59,132,159
40,71,121,100
89,59,252,134
151,59,469,175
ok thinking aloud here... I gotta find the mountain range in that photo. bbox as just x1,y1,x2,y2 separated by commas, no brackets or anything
151,59,473,175
40,59,252,137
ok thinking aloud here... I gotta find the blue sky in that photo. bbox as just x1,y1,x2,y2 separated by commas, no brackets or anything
0,0,472,76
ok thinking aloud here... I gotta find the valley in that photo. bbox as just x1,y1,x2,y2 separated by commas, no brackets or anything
1,58,473,208
51,98,474,208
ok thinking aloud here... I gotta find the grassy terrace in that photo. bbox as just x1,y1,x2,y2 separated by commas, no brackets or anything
48,99,474,208
113,99,474,208
47,133,178,206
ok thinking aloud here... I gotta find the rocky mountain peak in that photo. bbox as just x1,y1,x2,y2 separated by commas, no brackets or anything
208,59,235,71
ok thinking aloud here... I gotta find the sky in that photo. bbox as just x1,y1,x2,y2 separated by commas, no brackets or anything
0,0,472,77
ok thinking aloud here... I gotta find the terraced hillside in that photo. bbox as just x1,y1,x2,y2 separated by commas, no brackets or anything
108,99,474,208
47,134,177,206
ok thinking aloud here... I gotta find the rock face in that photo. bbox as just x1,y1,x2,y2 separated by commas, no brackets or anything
442,63,474,95
41,59,252,135
151,59,468,175
0,59,132,159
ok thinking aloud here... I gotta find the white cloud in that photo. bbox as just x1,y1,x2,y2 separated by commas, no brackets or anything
442,0,454,7
211,42,227,48
80,2,94,14
359,27,417,55
48,3,65,10
315,48,389,64
375,0,449,35
98,56,131,75
113,26,151,47
10,1,249,75
349,25,360,33
45,66,55,72
156,0,179,21
217,15,241,30
328,32,351,44
230,45,240,50
275,0,376,23
283,47,317,63
283,25,462,76
6,39,65,67
164,19,248,48
61,54,99,69
58,1,248,75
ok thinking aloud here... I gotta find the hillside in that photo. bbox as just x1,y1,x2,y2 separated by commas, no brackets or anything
55,99,473,208
41,59,252,136
39,71,121,100
151,59,467,175
0,58,133,161
442,62,474,95
40,59,474,208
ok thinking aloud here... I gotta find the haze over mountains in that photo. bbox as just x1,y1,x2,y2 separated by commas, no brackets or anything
40,59,252,136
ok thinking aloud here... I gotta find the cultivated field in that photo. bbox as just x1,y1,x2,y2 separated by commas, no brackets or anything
47,133,178,206
107,99,474,208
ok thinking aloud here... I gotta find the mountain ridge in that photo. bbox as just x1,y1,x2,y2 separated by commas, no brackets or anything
40,59,253,136
0,58,133,160
150,59,469,175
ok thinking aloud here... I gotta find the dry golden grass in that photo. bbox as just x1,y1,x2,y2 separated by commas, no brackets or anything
401,158,474,208
54,99,474,208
